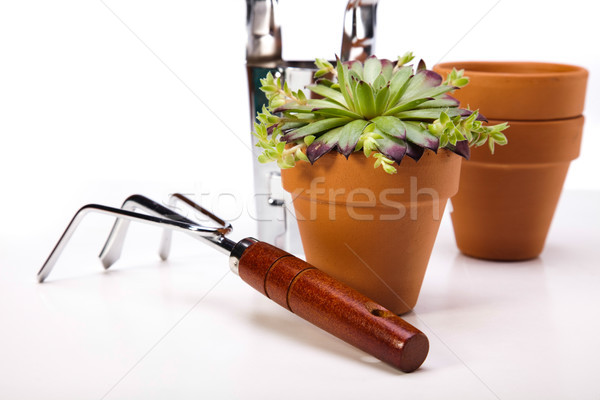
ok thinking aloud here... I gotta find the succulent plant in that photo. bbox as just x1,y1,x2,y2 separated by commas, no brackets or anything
253,52,508,174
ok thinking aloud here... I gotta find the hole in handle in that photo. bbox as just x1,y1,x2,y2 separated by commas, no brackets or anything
370,309,395,318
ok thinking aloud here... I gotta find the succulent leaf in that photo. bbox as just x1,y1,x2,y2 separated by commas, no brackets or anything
416,94,460,109
388,66,413,105
307,84,348,107
399,70,443,103
375,131,407,163
306,127,343,163
380,59,394,81
372,116,406,139
374,85,391,115
393,107,468,121
283,117,350,141
349,60,363,76
311,107,363,119
356,81,376,119
446,140,471,159
364,56,383,84
404,121,439,150
338,119,371,157
336,56,355,112
406,141,425,161
308,99,363,118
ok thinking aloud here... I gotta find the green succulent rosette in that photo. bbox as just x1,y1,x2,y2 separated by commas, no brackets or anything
253,52,508,174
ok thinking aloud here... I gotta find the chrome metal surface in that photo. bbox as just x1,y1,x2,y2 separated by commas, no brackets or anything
229,237,258,275
341,0,379,62
246,0,281,66
99,194,235,270
37,203,224,283
158,193,234,261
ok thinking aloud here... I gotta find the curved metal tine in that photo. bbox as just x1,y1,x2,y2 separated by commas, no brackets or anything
340,0,378,62
159,193,233,261
99,194,213,269
38,204,219,283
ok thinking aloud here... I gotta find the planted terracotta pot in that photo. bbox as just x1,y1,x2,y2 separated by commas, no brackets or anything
433,61,588,260
281,150,461,314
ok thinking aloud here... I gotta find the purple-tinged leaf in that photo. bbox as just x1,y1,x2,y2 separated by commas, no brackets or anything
273,103,314,113
306,127,343,163
375,133,407,164
388,66,413,105
278,121,307,134
311,107,362,119
380,59,395,81
445,140,471,159
337,119,371,157
406,142,425,161
404,121,439,151
401,70,443,102
393,84,455,108
346,60,363,78
416,94,460,109
417,59,427,71
283,117,350,142
372,116,406,139
384,97,436,116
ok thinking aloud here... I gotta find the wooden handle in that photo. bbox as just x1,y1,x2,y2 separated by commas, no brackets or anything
237,240,429,372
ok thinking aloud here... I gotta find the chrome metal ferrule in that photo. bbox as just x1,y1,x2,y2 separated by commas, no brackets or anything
229,237,259,275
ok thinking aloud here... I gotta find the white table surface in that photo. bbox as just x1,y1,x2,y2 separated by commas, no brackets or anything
1,190,599,400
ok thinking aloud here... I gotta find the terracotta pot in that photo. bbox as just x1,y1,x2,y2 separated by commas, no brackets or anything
452,118,584,260
281,150,462,314
433,61,588,120
433,61,588,261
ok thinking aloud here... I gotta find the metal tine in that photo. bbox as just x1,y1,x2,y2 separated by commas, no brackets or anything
99,194,230,270
158,194,233,262
37,203,221,283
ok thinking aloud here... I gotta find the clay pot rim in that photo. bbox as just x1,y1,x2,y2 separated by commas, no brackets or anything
487,115,584,126
435,61,588,79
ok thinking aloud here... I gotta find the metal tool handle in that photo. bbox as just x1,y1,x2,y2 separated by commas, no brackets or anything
236,240,429,372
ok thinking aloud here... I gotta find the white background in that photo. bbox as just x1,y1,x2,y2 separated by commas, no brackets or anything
0,0,598,239
1,1,599,399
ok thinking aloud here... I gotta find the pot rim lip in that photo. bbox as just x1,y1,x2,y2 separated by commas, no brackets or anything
434,61,588,79
487,115,584,125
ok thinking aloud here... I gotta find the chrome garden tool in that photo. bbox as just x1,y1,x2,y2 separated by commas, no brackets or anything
246,0,379,250
38,193,428,372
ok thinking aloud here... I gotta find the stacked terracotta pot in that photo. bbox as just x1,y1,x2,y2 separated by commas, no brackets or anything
434,62,588,260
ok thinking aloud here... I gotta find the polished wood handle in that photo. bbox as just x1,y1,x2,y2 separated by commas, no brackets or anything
237,240,429,372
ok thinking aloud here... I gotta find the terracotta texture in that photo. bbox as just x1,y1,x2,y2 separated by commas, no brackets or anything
238,240,429,372
281,150,462,314
434,61,588,120
452,118,584,260
433,61,587,260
